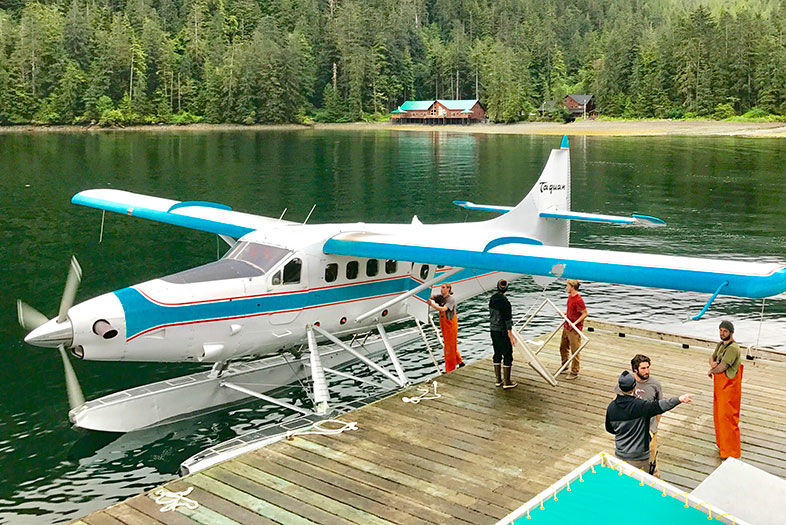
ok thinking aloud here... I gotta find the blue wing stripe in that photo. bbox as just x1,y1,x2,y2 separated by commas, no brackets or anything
323,238,786,299
72,194,254,238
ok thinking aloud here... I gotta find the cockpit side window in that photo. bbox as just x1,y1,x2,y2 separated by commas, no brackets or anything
283,258,302,284
224,242,290,273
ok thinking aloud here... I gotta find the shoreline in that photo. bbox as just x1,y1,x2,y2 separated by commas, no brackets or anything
1,119,786,137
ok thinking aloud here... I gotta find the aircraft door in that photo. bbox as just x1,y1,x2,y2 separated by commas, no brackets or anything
268,255,306,326
405,262,432,323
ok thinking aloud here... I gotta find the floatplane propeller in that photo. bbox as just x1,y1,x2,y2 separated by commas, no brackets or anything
17,256,86,411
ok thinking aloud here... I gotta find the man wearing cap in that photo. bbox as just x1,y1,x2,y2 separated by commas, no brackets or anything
489,279,517,389
560,279,588,380
606,370,692,471
708,320,743,459
614,354,663,476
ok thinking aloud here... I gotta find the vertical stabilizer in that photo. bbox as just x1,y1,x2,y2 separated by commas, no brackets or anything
489,136,571,247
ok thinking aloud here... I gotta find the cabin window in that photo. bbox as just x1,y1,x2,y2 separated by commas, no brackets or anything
271,271,281,285
325,263,338,283
346,260,359,280
420,264,430,280
385,260,397,274
283,258,302,284
366,259,379,277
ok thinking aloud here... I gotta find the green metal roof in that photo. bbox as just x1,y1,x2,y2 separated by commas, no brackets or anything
437,99,480,111
399,100,435,111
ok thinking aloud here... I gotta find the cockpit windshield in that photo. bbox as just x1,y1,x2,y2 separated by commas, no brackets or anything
223,242,291,273
161,242,290,284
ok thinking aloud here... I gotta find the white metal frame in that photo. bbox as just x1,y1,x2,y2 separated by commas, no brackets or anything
511,297,590,386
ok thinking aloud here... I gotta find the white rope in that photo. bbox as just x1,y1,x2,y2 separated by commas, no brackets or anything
153,487,199,512
402,381,441,404
287,419,358,438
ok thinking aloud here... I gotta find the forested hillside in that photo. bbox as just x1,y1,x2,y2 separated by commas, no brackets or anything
1,0,785,125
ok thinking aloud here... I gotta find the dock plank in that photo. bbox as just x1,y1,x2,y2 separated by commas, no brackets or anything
75,323,786,524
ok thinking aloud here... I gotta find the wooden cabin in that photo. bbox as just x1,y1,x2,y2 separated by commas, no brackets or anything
392,99,486,124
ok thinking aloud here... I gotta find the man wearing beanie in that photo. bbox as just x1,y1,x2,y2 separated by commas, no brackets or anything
606,370,692,471
489,279,517,389
708,320,743,458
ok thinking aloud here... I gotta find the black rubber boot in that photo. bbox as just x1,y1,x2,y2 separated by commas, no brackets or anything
502,365,517,389
494,364,503,387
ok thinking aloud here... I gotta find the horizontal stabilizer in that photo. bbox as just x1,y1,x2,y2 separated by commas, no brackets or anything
453,200,513,214
454,201,664,226
539,209,666,226
324,231,786,299
72,189,289,237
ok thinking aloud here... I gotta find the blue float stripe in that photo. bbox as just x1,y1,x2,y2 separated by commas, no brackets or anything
72,194,254,238
560,135,570,149
323,238,786,299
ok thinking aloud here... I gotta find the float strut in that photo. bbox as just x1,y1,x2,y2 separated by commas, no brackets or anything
377,323,408,387
306,325,330,415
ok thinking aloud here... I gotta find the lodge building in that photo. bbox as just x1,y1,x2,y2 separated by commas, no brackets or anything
391,99,486,124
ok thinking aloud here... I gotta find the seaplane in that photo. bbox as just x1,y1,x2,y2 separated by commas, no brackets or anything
17,136,786,434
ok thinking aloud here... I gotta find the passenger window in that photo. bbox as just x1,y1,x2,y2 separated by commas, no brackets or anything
346,260,359,280
385,260,397,274
283,258,302,284
325,263,338,282
366,259,378,277
271,271,281,286
420,264,430,280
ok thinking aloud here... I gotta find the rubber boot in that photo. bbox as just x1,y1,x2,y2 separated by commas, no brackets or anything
494,364,503,387
502,365,517,389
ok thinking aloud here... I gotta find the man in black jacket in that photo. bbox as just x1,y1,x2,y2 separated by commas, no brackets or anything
605,370,693,471
489,279,517,389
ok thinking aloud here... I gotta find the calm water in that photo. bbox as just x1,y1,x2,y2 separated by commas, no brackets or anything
1,130,785,522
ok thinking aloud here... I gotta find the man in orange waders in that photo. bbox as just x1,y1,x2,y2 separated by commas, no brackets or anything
708,320,743,459
428,283,464,372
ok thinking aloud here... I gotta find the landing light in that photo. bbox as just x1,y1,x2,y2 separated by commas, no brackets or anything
92,319,118,339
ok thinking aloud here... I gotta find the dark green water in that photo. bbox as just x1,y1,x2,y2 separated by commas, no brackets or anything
1,130,785,522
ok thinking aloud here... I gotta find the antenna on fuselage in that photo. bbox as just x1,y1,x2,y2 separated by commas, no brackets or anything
303,204,316,224
278,208,287,221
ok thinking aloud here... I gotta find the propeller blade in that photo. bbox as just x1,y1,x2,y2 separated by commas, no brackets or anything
58,344,85,410
17,300,49,332
57,256,82,323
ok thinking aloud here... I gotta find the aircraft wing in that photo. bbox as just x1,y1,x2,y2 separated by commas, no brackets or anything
323,231,786,299
72,189,290,237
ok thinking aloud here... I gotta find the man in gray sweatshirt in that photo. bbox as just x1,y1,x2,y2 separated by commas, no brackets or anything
605,370,693,471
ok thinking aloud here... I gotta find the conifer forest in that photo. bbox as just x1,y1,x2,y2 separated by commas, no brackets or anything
1,0,786,125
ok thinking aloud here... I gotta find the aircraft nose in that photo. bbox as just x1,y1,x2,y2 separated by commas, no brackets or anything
25,318,74,348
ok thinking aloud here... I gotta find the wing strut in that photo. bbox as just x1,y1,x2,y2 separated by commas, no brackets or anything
690,280,729,321
355,267,462,323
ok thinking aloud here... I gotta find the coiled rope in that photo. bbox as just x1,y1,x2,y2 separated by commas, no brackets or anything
153,486,199,512
402,381,441,404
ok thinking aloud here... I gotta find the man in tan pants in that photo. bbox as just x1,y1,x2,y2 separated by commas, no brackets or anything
560,279,587,379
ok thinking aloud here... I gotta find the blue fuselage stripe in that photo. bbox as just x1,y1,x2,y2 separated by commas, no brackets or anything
115,276,424,339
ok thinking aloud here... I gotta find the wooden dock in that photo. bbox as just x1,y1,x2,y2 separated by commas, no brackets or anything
73,321,786,524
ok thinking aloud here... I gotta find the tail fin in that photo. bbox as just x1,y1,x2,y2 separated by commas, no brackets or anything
489,135,571,247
